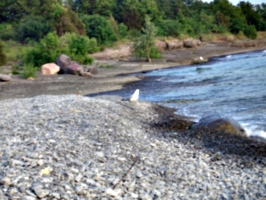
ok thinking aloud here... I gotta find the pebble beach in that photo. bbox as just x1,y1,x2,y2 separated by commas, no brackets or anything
0,95,265,199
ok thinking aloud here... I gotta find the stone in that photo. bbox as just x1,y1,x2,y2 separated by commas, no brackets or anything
166,40,183,50
41,63,60,75
1,177,11,187
67,62,84,75
183,38,201,48
33,187,49,198
87,66,98,75
193,57,208,64
156,40,167,51
191,113,247,136
55,54,72,74
0,73,11,82
106,188,122,197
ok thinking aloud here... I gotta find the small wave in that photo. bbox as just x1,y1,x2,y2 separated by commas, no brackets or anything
241,123,266,139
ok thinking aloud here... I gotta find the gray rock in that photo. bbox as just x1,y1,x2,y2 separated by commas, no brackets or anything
0,74,11,82
33,187,49,198
1,177,11,187
191,113,247,136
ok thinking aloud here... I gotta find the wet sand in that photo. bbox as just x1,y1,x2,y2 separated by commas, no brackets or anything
1,41,266,101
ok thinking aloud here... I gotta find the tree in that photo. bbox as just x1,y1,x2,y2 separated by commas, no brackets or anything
239,1,265,31
133,16,161,62
81,14,117,45
16,16,51,43
69,0,116,17
120,0,161,30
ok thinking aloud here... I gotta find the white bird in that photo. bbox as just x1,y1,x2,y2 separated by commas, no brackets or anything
129,89,139,102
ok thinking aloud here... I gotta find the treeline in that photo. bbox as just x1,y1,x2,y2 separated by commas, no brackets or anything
1,0,266,43
0,0,266,68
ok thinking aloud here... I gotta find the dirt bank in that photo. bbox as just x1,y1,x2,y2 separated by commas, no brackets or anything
1,41,266,101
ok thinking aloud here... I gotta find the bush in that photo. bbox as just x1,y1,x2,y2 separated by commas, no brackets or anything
16,16,51,43
156,20,181,37
22,63,38,79
0,41,7,66
87,38,99,53
118,23,128,38
0,23,16,40
244,25,257,39
82,14,117,45
23,32,94,67
133,16,161,62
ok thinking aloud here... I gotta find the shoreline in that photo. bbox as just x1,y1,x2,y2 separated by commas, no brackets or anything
1,42,266,101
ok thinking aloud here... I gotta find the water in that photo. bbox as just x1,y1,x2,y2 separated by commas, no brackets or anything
90,50,266,138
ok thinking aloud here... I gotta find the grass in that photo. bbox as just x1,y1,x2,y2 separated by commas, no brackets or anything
22,63,38,79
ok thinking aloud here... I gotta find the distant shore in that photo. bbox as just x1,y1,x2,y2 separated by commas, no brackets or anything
1,40,266,101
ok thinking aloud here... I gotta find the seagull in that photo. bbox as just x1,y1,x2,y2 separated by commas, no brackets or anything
129,89,139,102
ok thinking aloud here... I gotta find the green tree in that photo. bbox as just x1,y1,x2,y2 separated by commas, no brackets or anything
133,16,161,62
69,0,116,17
239,1,265,31
120,0,161,30
82,14,117,45
16,16,51,43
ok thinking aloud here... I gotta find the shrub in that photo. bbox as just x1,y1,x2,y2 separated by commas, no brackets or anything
16,16,51,43
23,32,94,67
133,16,161,62
22,63,38,79
87,38,99,53
244,25,257,39
0,23,16,40
82,14,117,45
156,20,181,37
0,41,7,66
118,23,128,38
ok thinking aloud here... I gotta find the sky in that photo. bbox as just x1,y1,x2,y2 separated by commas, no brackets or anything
202,0,265,5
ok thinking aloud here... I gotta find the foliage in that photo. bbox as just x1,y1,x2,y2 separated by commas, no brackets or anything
133,16,161,62
118,23,128,38
22,63,38,79
244,25,257,39
120,0,162,30
156,20,181,37
0,24,15,40
16,16,51,43
82,14,117,45
23,32,94,67
0,41,7,66
69,0,116,17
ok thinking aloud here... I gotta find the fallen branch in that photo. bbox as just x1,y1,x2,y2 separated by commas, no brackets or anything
112,156,139,189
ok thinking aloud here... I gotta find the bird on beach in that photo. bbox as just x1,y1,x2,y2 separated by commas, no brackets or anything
129,89,139,102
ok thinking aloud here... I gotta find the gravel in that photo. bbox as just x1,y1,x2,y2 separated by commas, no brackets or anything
0,95,265,199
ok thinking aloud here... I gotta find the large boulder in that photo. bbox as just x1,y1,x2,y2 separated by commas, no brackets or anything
41,63,60,75
191,113,247,137
183,38,201,48
166,40,183,50
156,40,167,51
0,74,11,82
55,54,72,74
66,62,84,75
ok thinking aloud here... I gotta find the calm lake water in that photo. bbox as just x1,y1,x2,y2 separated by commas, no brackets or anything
90,49,266,138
